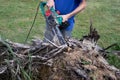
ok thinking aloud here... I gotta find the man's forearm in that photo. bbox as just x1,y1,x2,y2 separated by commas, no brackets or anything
67,0,86,18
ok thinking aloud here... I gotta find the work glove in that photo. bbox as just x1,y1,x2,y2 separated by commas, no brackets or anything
59,21,70,30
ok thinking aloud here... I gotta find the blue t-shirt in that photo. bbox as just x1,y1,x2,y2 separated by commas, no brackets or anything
54,0,82,31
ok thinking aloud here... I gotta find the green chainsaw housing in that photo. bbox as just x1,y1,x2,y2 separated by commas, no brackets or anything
40,1,63,25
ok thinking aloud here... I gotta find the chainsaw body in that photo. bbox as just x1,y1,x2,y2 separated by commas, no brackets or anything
40,1,68,47
40,2,63,25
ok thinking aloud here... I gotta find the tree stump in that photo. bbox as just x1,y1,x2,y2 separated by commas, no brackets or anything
0,25,120,80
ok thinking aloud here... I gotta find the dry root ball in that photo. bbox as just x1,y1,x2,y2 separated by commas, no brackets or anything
37,48,120,80
0,25,120,80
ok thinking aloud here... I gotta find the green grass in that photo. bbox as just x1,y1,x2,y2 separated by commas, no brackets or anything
107,53,120,69
0,0,120,68
0,0,120,47
74,0,120,48
0,0,45,43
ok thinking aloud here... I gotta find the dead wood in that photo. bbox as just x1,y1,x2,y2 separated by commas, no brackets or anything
0,24,120,80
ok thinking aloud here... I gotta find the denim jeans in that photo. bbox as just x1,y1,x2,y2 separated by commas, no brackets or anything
60,29,72,39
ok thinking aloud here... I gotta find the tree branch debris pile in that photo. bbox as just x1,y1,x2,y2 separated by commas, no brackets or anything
0,26,120,80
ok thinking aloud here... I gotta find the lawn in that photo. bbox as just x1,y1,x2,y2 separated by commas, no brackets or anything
0,0,120,68
0,0,45,42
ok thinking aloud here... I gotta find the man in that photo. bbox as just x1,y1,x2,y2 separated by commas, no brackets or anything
47,0,86,39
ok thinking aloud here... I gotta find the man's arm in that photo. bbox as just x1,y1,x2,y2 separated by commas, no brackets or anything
47,0,86,22
62,0,86,22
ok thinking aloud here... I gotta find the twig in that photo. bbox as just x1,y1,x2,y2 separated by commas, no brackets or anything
44,37,59,48
44,48,60,58
103,43,117,51
48,47,64,59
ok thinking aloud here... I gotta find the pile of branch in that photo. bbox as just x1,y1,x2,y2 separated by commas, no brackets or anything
0,25,120,80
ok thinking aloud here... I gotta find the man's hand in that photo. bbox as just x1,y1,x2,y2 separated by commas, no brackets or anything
47,0,55,8
61,14,70,22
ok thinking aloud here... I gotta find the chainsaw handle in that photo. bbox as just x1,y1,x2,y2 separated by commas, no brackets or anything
40,1,63,25
50,8,63,25
40,1,47,16
40,1,56,16
40,1,54,15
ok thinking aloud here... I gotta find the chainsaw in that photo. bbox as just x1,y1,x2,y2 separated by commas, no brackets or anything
40,1,69,47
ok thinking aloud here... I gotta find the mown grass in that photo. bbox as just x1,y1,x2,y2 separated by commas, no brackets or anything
0,0,45,42
107,53,120,69
0,0,120,68
74,0,120,48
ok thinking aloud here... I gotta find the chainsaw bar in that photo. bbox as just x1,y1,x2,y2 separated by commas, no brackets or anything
44,14,67,46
